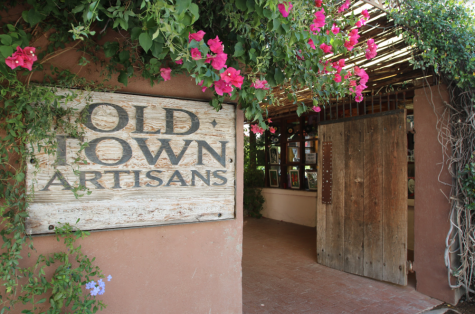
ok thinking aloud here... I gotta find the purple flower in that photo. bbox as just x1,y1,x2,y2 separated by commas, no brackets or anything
90,286,100,296
98,279,105,288
98,287,106,295
85,281,96,290
107,275,112,282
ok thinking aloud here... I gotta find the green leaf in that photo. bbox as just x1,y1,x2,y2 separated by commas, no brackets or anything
118,71,128,86
255,89,266,102
139,32,152,52
235,0,248,11
131,27,142,40
274,68,285,85
104,42,119,58
119,50,129,62
255,4,263,17
176,0,192,14
15,172,25,182
189,3,199,23
263,9,272,18
272,18,281,31
0,35,12,46
246,0,255,12
234,42,245,57
151,42,164,59
0,46,13,58
281,23,290,33
71,4,84,14
27,9,44,27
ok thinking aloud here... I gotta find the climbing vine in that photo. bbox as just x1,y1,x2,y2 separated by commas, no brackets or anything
0,0,382,311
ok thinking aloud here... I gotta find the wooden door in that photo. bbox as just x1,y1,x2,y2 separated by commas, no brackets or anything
316,110,407,285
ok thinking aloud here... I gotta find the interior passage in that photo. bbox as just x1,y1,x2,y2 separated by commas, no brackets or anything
242,218,441,314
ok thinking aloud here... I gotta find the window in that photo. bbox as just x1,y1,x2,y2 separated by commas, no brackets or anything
264,113,319,191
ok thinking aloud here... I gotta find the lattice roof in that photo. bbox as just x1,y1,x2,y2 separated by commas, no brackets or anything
263,0,429,119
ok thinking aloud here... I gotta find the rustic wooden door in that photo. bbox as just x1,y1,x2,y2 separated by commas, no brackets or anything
316,109,407,285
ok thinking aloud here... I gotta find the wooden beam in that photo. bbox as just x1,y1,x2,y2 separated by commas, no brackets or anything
361,0,387,11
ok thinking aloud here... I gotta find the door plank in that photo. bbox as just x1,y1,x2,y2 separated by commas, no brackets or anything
343,120,365,275
316,124,327,265
382,111,408,285
364,116,384,280
325,122,345,271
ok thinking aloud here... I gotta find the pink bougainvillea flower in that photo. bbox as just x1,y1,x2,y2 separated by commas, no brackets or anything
175,59,183,65
220,67,244,89
344,40,355,51
205,53,213,63
211,52,228,70
5,54,24,70
198,80,204,86
354,66,369,85
208,36,224,54
338,0,350,13
331,24,340,35
278,2,293,18
344,29,360,51
267,118,272,123
251,124,264,135
214,79,233,96
5,46,37,71
319,43,332,54
310,9,325,33
355,84,367,94
269,127,276,134
334,74,342,83
191,48,202,60
349,80,357,87
355,94,363,102
362,9,370,19
365,38,378,60
251,79,270,90
160,67,172,81
312,106,321,113
315,0,323,7
308,39,316,50
338,59,345,68
356,19,366,28
23,47,37,62
188,30,206,43
314,9,326,27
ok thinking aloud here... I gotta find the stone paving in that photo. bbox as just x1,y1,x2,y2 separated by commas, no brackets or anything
242,217,442,314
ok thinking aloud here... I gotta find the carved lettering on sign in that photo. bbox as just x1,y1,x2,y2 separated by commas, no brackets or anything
26,91,236,234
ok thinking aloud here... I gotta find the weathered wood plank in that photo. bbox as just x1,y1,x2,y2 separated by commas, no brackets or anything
364,116,384,280
26,91,236,234
382,111,407,285
343,120,365,276
325,122,345,271
316,124,327,265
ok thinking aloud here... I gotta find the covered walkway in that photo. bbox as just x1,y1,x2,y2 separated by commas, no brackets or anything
242,218,442,314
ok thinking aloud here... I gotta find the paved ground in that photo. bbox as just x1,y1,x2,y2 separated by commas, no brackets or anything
242,217,442,314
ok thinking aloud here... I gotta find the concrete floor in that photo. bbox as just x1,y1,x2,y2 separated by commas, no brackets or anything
242,217,442,314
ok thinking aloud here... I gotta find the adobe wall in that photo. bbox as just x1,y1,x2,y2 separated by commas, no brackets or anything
413,85,461,304
6,17,244,313
261,189,317,227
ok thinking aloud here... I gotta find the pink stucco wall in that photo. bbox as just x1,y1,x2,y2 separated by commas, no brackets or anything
414,85,461,304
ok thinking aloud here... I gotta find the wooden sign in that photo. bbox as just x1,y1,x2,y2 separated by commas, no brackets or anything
26,91,236,234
